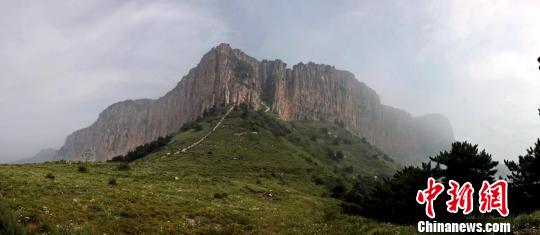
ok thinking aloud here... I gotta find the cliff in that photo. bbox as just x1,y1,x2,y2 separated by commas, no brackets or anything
55,43,454,164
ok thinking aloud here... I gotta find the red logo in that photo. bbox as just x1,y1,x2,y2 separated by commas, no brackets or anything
446,180,474,215
479,180,509,217
416,177,445,219
417,179,509,218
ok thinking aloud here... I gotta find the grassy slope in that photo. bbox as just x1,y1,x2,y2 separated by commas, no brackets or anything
0,109,414,234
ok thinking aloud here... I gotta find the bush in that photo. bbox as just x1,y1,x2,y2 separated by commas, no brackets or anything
326,149,344,162
330,182,348,198
343,166,354,174
45,173,55,180
202,106,218,118
116,164,131,171
0,203,24,235
335,151,344,161
78,165,88,173
242,110,290,137
213,193,228,199
110,135,172,162
512,211,540,231
344,163,440,224
312,176,324,185
108,178,117,185
193,123,203,132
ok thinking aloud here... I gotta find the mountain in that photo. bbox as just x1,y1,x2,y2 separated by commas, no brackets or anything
0,108,415,234
12,148,56,164
55,43,454,164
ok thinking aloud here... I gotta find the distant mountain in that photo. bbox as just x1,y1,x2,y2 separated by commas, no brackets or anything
13,148,56,164
56,43,454,164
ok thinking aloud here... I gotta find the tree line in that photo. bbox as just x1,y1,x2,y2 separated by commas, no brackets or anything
333,138,540,224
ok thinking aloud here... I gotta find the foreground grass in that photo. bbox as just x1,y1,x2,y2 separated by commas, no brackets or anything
0,110,414,234
0,163,412,234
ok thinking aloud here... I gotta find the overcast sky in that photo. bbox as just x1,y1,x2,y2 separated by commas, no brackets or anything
1,0,539,163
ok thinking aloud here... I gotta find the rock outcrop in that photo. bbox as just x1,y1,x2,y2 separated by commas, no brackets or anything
55,43,454,164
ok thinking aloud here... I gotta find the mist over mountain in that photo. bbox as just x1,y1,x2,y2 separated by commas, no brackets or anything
11,148,56,164
55,44,454,164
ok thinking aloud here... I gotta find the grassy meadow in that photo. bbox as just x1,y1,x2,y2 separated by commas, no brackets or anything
0,109,414,234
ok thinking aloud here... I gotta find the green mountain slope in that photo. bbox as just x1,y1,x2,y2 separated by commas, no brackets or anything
0,108,413,234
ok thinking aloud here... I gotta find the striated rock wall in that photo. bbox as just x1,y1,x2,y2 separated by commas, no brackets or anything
56,43,454,164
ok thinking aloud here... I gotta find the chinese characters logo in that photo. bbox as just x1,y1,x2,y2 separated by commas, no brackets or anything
416,177,508,219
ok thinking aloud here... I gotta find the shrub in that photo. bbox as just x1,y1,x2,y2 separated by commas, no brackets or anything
213,193,228,199
238,103,249,119
193,123,203,132
512,211,540,231
325,149,335,160
341,138,351,145
45,173,55,180
108,178,117,185
202,106,218,118
0,203,24,235
330,182,348,198
109,135,172,162
78,165,88,173
345,164,435,224
326,149,344,162
116,164,131,171
343,166,354,174
312,176,324,185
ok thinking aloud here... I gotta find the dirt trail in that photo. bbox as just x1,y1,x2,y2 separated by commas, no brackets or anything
176,106,235,154
261,102,270,112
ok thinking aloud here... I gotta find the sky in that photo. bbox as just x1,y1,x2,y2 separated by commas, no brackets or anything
0,0,539,164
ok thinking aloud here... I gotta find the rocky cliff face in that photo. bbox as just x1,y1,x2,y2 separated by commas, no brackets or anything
56,43,454,164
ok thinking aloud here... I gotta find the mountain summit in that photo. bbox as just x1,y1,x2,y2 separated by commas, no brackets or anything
55,43,453,163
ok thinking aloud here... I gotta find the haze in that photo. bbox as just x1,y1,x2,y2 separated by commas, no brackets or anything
1,0,539,164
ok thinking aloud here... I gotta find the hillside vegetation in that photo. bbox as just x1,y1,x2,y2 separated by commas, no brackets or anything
0,108,414,234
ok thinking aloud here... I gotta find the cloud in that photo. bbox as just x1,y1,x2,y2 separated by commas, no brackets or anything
416,0,540,159
0,1,229,162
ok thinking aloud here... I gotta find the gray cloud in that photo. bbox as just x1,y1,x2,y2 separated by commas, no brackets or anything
0,0,538,163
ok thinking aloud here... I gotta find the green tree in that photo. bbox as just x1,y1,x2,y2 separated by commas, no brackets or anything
342,141,499,224
430,141,498,188
348,163,435,224
505,139,540,213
